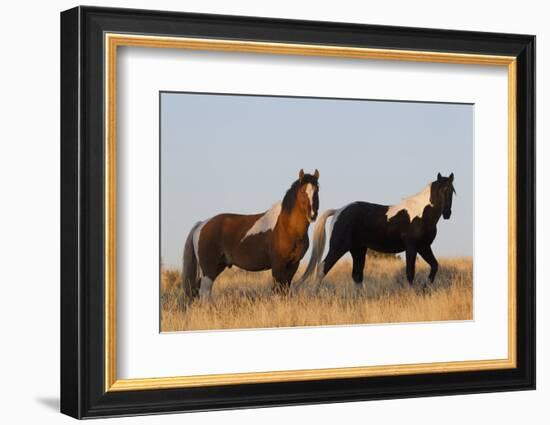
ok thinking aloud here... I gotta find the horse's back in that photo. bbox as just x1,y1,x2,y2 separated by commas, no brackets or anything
199,212,264,245
336,201,389,226
333,201,406,252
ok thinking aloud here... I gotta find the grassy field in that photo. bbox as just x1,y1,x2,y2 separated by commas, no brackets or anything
160,256,473,332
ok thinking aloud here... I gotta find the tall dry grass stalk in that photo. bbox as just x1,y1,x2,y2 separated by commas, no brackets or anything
160,257,472,332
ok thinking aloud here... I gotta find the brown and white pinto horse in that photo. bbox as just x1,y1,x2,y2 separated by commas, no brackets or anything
182,169,320,301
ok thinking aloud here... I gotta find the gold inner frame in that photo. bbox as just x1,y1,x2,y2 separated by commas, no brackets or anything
104,33,517,392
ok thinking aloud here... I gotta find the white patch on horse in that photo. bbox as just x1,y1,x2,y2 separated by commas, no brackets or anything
241,201,282,241
386,184,433,222
305,183,315,206
304,183,316,222
199,276,214,299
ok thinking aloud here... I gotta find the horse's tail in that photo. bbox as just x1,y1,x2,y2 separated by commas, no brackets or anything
295,209,336,287
182,221,202,304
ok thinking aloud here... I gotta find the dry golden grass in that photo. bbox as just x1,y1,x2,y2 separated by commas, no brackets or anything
160,256,472,332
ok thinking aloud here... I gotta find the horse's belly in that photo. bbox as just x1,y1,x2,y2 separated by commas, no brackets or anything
367,239,405,254
234,257,271,272
231,240,272,271
363,225,405,253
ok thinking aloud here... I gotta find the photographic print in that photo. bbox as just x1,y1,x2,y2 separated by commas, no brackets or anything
61,8,535,417
160,92,473,332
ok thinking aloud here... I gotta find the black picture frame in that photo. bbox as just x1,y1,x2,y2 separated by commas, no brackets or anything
61,5,535,419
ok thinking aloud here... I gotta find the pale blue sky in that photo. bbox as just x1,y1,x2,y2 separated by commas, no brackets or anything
161,92,473,268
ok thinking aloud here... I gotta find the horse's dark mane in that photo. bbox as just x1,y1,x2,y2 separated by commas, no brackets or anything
282,175,318,213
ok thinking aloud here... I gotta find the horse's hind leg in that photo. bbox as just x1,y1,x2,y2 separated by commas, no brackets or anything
199,261,226,300
350,246,367,290
199,276,214,300
318,226,351,287
405,243,418,286
316,246,348,288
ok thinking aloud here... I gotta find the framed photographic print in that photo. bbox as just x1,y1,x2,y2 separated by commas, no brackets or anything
60,6,535,419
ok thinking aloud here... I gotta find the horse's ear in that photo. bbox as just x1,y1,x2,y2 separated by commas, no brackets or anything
314,169,320,179
299,169,304,181
449,172,454,182
437,172,442,181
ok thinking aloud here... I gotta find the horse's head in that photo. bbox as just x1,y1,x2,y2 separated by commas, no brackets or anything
432,172,456,220
295,169,320,222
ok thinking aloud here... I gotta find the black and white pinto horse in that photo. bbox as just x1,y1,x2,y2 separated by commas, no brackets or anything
296,173,456,289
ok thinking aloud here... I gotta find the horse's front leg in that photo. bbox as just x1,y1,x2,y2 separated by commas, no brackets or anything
271,262,288,294
418,245,439,283
286,261,300,289
271,261,298,295
405,243,417,286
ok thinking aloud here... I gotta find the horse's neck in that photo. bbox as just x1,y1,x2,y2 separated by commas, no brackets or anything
424,202,443,227
278,207,309,239
402,183,442,227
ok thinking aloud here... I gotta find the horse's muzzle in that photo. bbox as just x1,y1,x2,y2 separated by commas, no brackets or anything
310,211,318,222
443,210,452,220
